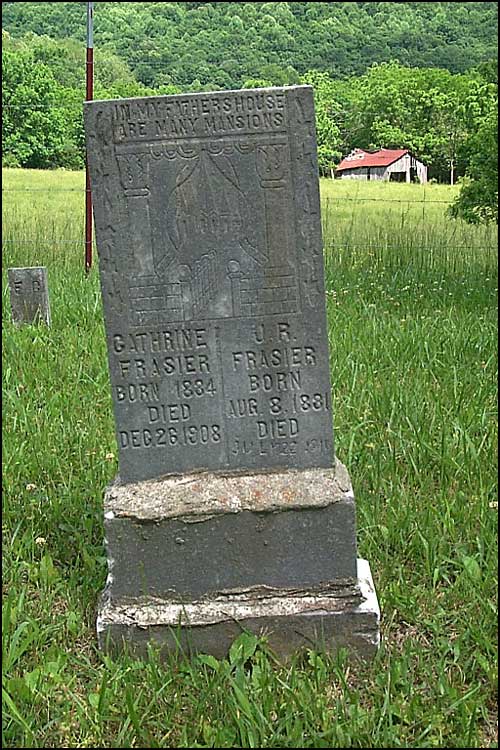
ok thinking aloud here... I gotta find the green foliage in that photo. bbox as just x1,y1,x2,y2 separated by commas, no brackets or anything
335,62,483,182
448,66,498,224
450,108,498,224
2,31,137,91
2,48,79,169
300,61,498,184
1,4,498,182
2,2,498,86
301,71,342,175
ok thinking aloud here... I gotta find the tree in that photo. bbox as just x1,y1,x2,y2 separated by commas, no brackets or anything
449,62,498,223
301,71,343,176
2,48,73,168
449,108,498,224
2,2,498,88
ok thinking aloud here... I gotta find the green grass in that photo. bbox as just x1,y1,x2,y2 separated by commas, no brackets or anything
2,169,498,748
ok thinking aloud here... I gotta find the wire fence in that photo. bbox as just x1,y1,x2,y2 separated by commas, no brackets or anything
0,189,454,204
2,237,496,252
3,197,496,242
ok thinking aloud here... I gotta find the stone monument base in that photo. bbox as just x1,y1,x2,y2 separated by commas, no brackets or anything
98,558,379,660
97,460,380,660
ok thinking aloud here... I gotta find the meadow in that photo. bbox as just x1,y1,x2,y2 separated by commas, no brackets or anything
2,168,498,748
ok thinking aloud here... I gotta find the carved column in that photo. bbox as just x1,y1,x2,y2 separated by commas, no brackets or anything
116,153,154,277
256,144,291,270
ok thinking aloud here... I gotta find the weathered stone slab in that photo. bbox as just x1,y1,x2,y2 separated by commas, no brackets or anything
84,86,333,483
8,267,51,326
103,460,358,600
85,86,381,661
97,558,380,661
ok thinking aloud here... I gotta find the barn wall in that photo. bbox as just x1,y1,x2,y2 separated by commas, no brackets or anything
385,154,427,184
337,167,388,180
415,161,428,184
385,154,411,180
337,167,369,180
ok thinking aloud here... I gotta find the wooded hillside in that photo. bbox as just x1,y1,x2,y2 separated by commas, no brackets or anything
2,2,498,220
2,2,498,89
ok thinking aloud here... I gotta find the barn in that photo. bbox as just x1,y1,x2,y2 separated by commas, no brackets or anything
335,148,428,184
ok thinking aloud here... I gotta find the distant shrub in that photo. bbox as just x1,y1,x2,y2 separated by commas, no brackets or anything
2,154,20,168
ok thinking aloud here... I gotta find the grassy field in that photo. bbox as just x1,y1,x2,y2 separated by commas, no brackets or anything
2,168,498,748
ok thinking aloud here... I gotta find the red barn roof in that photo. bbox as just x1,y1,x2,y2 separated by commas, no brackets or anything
336,148,409,171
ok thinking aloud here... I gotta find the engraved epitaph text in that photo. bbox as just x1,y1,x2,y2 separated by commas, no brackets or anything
84,86,334,482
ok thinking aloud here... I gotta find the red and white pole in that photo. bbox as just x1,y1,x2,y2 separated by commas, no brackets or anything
85,1,94,273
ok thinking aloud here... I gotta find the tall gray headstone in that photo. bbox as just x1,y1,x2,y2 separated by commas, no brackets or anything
84,86,379,660
8,267,51,326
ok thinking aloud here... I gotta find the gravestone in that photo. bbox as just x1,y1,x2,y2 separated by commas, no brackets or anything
8,267,51,326
84,86,380,659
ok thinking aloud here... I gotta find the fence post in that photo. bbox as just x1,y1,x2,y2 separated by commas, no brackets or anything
85,1,94,274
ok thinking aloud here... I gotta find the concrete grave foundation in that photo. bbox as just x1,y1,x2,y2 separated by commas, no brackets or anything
98,459,380,660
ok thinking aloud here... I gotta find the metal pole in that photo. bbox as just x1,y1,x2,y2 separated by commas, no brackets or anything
85,1,94,273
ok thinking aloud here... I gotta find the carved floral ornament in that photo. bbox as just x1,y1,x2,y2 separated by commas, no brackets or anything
148,140,275,160
114,140,288,194
116,153,150,191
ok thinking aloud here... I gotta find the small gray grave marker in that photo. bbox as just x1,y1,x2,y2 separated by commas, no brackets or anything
8,267,51,326
84,86,380,660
